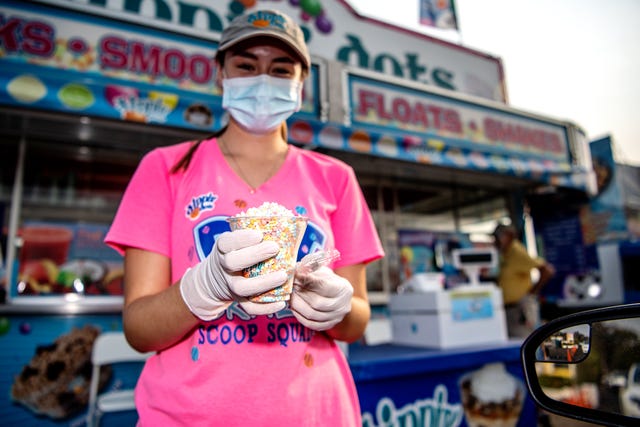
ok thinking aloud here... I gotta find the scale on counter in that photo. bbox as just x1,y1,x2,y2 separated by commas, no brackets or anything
390,247,508,348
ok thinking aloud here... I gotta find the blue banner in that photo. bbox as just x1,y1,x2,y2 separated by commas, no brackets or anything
588,136,629,242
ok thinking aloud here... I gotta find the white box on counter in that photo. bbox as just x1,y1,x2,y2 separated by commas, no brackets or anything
389,284,508,349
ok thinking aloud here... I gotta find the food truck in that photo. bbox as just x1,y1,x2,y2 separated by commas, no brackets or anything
0,1,597,425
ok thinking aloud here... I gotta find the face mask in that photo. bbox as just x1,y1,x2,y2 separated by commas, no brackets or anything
222,74,302,134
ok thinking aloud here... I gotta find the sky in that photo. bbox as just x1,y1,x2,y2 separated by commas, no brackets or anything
347,0,640,166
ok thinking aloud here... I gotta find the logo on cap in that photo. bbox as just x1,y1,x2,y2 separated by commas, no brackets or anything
247,11,286,30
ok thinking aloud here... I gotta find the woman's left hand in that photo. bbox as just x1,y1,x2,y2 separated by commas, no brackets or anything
289,266,353,331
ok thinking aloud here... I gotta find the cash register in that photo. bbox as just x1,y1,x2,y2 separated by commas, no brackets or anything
390,247,508,348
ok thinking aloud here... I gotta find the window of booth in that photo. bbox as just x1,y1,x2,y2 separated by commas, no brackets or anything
3,133,513,307
0,108,207,305
360,177,510,305
7,139,142,300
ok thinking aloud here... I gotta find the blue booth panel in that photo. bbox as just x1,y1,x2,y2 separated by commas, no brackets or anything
349,341,537,427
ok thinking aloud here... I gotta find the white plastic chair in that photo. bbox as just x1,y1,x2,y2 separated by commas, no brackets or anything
86,331,153,427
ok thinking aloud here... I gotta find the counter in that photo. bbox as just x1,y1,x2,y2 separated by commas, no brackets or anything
0,309,536,426
349,341,537,427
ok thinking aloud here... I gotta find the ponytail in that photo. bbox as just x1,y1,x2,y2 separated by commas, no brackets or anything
170,126,227,173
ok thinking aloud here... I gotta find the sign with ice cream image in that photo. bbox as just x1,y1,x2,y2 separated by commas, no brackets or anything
459,363,525,427
361,362,526,427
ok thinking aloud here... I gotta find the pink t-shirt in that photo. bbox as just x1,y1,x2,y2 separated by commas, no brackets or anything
105,138,384,426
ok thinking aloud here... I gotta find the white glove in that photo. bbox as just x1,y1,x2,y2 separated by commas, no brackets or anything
180,229,288,320
289,265,353,331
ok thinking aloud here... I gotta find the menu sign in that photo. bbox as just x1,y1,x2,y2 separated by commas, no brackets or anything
0,0,321,130
32,0,506,101
348,73,571,166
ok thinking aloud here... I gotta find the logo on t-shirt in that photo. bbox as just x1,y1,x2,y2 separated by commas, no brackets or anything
193,216,327,262
185,192,218,220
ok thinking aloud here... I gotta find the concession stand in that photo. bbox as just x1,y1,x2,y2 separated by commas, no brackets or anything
0,1,595,426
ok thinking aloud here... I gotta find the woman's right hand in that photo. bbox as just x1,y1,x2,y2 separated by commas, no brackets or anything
180,229,287,320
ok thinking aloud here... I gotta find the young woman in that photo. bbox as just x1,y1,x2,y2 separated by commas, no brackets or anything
106,9,384,426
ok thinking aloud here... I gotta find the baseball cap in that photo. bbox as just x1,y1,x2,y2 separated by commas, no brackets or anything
216,10,311,70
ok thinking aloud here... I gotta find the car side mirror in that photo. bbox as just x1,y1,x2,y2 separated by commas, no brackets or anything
521,303,640,427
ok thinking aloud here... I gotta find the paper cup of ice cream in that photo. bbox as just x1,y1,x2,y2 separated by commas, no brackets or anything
227,203,308,303
458,362,525,427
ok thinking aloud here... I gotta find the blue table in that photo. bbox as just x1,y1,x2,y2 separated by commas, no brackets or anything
349,341,537,427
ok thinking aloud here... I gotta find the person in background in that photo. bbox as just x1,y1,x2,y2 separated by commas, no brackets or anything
493,224,555,338
105,9,384,426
